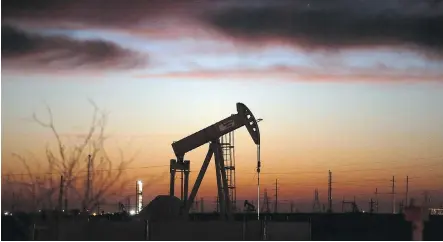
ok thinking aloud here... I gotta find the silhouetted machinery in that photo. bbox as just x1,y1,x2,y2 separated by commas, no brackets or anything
175,103,260,220
244,200,256,212
143,103,261,221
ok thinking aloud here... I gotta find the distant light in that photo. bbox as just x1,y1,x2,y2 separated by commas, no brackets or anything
92,212,97,216
38,210,42,213
362,210,365,213
137,180,143,194
62,210,65,212
129,210,136,215
4,212,9,216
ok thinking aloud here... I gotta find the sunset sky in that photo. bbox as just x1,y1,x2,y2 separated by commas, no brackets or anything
2,0,443,212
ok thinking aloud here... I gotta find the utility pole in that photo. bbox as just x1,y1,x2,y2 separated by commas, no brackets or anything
313,189,321,212
97,202,101,214
423,191,430,206
374,188,379,213
262,188,270,213
405,176,409,207
369,198,375,213
290,201,294,213
391,176,396,214
274,179,279,213
84,154,93,212
64,185,68,212
58,175,64,212
55,175,64,241
328,170,332,213
11,192,16,212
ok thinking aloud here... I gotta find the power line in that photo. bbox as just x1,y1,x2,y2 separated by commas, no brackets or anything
241,174,442,187
252,162,442,175
1,165,169,177
237,157,442,173
3,158,441,179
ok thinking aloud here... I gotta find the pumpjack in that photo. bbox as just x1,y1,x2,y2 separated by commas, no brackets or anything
244,200,256,212
169,103,261,220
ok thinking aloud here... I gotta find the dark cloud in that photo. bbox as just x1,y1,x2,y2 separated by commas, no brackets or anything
202,0,443,58
1,25,145,70
3,0,443,59
1,0,200,29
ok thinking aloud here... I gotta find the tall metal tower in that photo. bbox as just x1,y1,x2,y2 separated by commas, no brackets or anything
136,180,143,214
220,130,236,211
327,170,332,213
274,179,279,213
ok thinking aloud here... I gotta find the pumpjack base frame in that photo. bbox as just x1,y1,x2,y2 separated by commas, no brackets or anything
170,159,190,202
178,140,233,220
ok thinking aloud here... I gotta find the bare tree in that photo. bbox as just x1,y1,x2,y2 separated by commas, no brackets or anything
5,100,137,212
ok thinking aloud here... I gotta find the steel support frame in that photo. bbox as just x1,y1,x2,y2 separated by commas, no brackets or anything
184,140,232,220
170,159,190,203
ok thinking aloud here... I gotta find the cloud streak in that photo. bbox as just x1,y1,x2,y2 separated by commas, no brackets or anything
1,25,145,70
134,64,443,83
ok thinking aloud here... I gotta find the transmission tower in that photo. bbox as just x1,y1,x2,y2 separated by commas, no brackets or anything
220,130,236,211
274,179,279,213
312,189,321,212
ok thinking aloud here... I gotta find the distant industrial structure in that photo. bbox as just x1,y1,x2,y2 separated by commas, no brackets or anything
136,180,143,214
